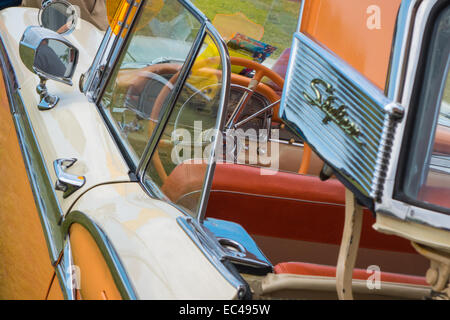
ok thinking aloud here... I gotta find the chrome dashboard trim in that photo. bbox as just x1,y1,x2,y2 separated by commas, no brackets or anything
280,32,404,203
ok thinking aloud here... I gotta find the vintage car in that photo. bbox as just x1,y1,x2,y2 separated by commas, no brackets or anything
0,0,448,300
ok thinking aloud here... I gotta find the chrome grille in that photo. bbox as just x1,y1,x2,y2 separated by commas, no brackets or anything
280,32,403,201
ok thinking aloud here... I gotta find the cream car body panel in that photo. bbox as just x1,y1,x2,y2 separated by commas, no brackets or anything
0,7,130,213
70,182,238,299
0,6,241,299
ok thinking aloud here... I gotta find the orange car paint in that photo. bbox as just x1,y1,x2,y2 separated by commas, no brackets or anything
0,67,56,299
301,0,402,90
69,223,122,300
45,272,64,300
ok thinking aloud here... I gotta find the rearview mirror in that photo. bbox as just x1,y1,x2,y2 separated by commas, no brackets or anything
39,0,78,35
19,26,79,110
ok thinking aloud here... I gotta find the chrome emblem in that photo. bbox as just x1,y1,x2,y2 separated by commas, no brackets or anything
303,79,363,145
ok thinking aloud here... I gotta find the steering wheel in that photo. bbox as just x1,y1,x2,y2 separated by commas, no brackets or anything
146,57,312,183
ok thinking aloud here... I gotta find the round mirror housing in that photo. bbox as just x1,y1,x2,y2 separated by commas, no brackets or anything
38,0,78,35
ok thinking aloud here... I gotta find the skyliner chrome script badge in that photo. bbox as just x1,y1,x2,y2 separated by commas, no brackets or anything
303,78,363,146
280,32,404,201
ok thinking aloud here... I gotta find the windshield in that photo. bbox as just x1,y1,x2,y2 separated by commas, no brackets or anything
192,0,300,74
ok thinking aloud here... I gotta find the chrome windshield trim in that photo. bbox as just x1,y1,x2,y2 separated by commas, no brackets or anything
136,18,231,223
0,34,64,264
179,0,209,22
93,1,142,105
296,0,306,33
84,0,139,102
385,0,423,101
136,22,208,180
62,211,138,300
82,28,112,99
197,21,231,222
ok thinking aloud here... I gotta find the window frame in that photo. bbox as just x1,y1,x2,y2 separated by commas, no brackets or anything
394,1,450,216
89,0,210,173
87,0,231,222
374,0,450,232
138,23,231,222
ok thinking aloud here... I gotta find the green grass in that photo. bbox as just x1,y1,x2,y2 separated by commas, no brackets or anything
192,0,300,59
444,72,450,103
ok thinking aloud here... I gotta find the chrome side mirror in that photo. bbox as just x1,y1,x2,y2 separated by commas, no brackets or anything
19,26,79,110
39,0,78,36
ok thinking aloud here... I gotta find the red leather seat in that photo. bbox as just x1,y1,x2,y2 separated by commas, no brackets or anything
418,185,450,208
435,125,450,155
207,163,417,254
162,161,420,255
274,262,428,286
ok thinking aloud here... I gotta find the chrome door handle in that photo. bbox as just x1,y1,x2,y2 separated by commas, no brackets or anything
53,158,85,198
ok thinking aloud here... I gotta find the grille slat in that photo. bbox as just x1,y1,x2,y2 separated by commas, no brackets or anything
280,33,403,200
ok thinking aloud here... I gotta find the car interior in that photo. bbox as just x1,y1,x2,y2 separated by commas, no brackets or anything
97,1,450,299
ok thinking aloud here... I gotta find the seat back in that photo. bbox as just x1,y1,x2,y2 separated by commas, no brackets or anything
206,163,417,254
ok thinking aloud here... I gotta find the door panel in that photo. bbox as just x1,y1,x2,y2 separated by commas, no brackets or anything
0,66,54,299
0,8,131,215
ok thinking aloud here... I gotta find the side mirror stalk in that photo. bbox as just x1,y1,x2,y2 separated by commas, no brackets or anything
36,75,60,110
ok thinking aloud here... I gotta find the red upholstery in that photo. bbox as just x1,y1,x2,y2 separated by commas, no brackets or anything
207,163,417,254
162,161,418,254
435,126,450,155
418,185,450,208
274,262,428,286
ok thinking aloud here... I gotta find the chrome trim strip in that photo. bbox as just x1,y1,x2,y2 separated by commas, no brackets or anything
177,216,247,299
84,0,138,101
62,211,138,300
209,189,346,207
0,34,64,264
377,0,450,230
82,28,112,98
136,22,208,180
385,0,423,101
280,32,404,202
93,0,142,104
296,0,306,33
197,22,231,222
54,238,76,300
179,0,209,22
